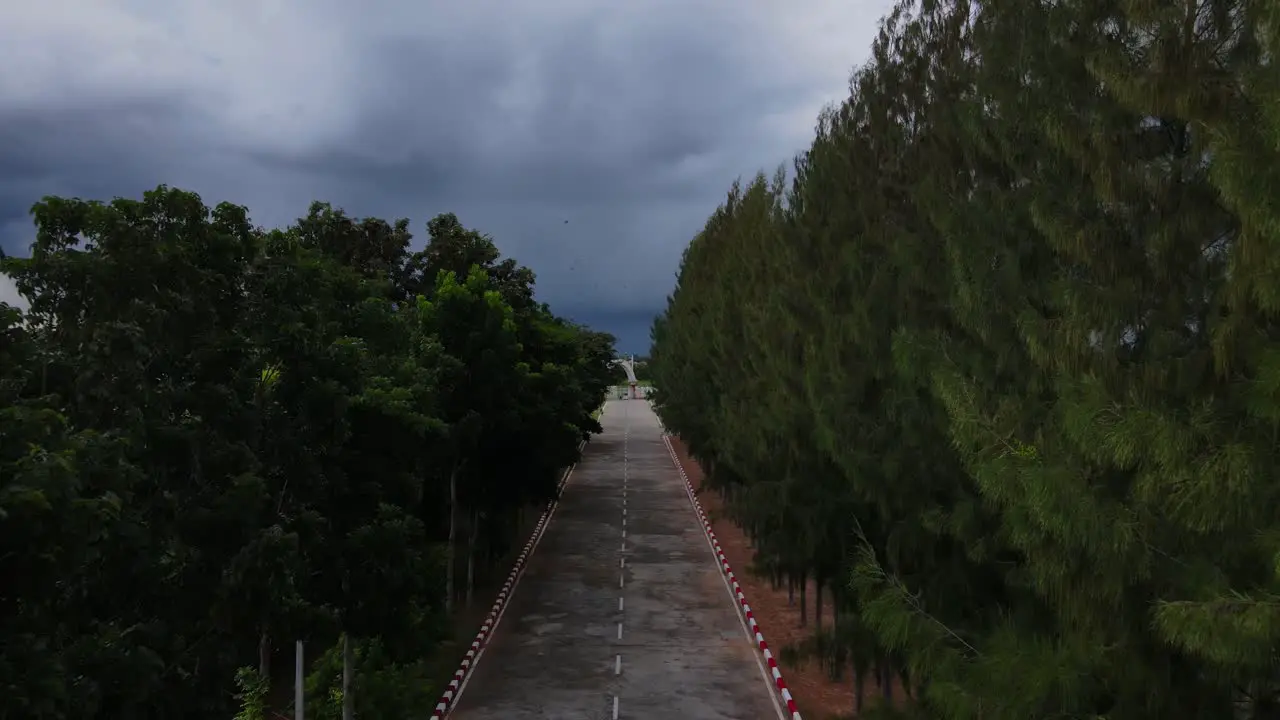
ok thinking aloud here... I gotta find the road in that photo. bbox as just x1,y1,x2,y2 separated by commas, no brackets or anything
448,399,783,720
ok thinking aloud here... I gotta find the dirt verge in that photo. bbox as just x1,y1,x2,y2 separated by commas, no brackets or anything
669,437,896,720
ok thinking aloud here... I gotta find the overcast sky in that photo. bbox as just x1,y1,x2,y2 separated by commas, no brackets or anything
0,0,893,353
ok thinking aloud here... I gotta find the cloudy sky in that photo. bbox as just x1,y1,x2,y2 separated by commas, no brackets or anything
0,0,893,353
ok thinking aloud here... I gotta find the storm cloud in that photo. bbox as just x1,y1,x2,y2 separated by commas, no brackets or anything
0,0,894,352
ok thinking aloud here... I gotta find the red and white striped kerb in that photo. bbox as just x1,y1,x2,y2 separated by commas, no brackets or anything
663,435,804,720
428,440,586,719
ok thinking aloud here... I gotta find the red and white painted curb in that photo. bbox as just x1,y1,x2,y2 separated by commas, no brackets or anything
428,439,587,719
663,435,804,720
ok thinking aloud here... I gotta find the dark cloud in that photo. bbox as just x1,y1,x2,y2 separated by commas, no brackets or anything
0,0,895,351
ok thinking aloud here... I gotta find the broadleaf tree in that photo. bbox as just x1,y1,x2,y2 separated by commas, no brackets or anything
0,188,616,718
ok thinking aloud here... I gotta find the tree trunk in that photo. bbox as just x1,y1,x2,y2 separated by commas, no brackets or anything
446,464,459,614
799,574,808,627
258,627,271,680
787,575,795,606
465,509,479,608
815,579,823,632
854,665,865,715
881,661,894,702
342,634,354,720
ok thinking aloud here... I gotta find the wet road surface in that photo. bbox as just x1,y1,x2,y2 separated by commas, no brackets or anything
448,399,783,720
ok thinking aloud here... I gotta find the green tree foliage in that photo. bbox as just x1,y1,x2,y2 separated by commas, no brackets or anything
0,186,615,718
651,1,1280,717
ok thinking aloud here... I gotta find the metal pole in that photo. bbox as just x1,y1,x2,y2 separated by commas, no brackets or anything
342,635,353,720
295,640,304,720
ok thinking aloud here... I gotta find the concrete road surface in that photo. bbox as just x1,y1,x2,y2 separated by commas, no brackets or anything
448,399,783,720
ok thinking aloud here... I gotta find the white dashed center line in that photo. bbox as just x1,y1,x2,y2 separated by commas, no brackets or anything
615,402,633,720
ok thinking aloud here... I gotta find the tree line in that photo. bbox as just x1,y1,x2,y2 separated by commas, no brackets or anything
0,187,616,718
650,1,1279,718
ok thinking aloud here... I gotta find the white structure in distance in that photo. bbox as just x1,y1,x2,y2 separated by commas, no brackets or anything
609,355,653,399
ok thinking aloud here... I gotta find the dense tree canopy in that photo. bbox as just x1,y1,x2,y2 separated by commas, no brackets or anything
651,1,1280,718
0,188,615,718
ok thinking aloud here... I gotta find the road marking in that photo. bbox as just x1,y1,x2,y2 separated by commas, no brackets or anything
446,449,585,714
618,409,628,720
669,444,789,720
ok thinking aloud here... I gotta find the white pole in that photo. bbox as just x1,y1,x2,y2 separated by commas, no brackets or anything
342,636,354,720
295,641,304,720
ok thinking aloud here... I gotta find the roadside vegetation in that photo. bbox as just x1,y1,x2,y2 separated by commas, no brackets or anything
650,1,1280,718
0,188,615,718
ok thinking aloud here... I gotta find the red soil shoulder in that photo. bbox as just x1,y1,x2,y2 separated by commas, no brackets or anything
668,437,857,719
